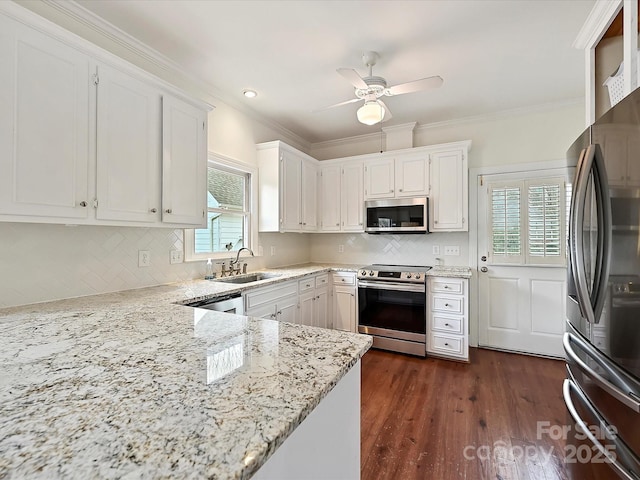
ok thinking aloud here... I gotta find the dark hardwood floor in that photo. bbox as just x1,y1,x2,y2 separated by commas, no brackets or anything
361,348,569,480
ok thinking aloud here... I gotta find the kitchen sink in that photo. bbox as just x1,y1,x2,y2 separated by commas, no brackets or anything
213,272,282,284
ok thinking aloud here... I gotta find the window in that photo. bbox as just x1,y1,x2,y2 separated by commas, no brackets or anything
185,155,256,261
489,177,568,266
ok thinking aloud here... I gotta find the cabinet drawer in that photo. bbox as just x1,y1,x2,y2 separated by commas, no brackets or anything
430,278,464,294
298,277,315,293
315,274,329,288
245,281,298,310
431,295,463,314
431,314,463,335
430,333,464,356
332,272,355,286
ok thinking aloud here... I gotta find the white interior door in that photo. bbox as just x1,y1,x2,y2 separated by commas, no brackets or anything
477,170,571,357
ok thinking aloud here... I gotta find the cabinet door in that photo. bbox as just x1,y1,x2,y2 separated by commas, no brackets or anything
333,286,356,332
246,303,277,320
341,163,364,232
277,295,299,324
0,16,90,219
319,165,341,231
299,290,315,327
301,159,318,231
96,64,161,223
396,154,429,197
161,94,207,226
281,152,302,231
430,149,468,231
315,288,329,329
600,131,628,187
364,158,395,199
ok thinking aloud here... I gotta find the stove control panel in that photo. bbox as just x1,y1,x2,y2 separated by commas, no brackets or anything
357,269,425,283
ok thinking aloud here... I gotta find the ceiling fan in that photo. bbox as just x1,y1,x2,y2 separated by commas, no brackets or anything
316,51,443,126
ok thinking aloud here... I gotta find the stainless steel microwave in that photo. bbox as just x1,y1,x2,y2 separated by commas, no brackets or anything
365,197,429,234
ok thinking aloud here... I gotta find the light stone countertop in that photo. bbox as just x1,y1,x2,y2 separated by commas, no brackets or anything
0,263,371,479
427,265,473,279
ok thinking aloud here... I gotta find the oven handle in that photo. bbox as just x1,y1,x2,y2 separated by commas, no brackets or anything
357,280,425,293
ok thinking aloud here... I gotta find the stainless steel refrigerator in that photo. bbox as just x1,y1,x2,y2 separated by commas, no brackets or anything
565,88,640,479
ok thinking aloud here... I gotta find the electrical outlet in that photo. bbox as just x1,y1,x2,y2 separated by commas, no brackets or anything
338,244,344,253
258,245,264,256
138,250,151,267
170,250,183,264
270,246,276,256
444,245,460,256
432,245,440,255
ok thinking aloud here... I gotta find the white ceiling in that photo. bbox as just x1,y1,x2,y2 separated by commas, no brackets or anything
74,0,596,144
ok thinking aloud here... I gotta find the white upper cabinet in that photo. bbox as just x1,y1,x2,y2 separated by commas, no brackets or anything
257,141,318,233
364,158,395,199
593,125,640,187
363,153,429,200
319,165,341,231
301,159,318,231
395,153,429,197
161,95,207,226
0,14,90,219
0,5,210,227
430,146,468,232
318,162,364,233
96,64,161,223
341,162,364,231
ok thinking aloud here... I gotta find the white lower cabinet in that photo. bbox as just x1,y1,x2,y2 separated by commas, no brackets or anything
244,281,299,323
332,272,357,333
427,277,469,361
298,274,330,328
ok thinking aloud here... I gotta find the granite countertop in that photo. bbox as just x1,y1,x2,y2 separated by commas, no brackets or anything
0,263,370,479
427,265,473,278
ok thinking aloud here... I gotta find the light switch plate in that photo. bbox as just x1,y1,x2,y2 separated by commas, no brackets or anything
170,250,183,264
138,250,151,267
444,245,460,256
339,244,344,253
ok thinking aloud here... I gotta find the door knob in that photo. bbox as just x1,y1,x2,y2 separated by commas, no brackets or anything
481,267,488,273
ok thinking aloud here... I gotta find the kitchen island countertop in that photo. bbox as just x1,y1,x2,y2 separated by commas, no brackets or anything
0,263,371,479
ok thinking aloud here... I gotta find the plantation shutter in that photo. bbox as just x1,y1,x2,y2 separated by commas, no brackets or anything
490,182,523,264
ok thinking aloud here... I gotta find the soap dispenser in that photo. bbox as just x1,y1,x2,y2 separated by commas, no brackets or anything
205,258,214,280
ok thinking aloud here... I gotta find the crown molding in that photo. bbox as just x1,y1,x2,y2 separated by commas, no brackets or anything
38,0,310,151
310,98,583,151
381,122,417,134
573,0,622,50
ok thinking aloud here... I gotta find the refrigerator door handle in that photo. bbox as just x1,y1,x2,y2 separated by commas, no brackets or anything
569,144,612,324
570,147,595,323
564,332,640,412
564,378,640,480
591,143,612,323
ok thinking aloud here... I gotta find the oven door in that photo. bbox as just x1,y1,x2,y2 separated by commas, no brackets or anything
357,280,426,343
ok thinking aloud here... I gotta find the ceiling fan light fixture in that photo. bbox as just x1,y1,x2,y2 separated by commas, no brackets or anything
357,101,384,125
243,89,257,98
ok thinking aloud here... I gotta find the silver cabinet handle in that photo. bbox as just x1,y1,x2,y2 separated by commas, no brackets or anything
444,285,450,289
277,310,282,315
79,201,87,207
445,303,450,307
165,209,172,214
444,323,450,327
150,208,157,213
399,188,403,192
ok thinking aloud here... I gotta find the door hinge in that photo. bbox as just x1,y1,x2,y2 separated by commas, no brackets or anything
202,209,205,218
92,73,99,85
93,198,99,208
203,121,205,131
480,175,484,186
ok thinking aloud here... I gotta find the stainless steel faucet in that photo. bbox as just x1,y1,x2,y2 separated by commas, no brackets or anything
230,247,254,274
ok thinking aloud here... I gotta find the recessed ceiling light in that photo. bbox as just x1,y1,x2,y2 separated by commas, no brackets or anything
243,89,257,98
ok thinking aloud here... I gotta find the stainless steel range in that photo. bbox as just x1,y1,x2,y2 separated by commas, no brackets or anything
357,264,431,357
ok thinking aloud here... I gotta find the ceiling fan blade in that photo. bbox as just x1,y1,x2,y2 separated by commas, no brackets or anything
312,97,362,113
337,68,369,89
386,75,443,96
